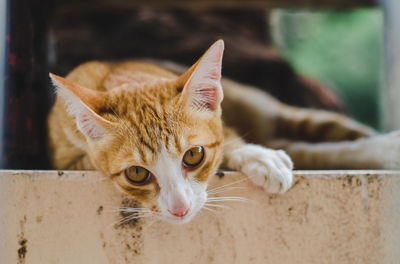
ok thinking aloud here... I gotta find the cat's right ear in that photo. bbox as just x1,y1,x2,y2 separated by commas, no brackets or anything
177,39,224,112
49,73,114,140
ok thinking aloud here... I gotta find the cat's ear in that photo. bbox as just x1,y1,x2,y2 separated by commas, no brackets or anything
49,73,114,140
178,39,224,112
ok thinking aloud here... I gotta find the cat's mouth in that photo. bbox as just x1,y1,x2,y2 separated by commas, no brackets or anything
162,211,196,224
157,186,208,224
161,201,204,225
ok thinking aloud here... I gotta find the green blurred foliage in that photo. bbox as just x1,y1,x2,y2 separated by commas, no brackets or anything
272,9,383,129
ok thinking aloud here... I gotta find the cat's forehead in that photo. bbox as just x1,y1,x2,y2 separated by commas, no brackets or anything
105,84,223,167
112,109,219,167
112,105,183,160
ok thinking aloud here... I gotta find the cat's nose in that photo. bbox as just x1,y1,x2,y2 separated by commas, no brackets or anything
168,204,190,217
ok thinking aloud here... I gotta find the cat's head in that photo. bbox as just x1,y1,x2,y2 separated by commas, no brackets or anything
50,40,225,224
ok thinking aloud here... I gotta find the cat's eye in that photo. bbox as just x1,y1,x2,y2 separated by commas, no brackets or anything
183,146,204,168
124,166,152,185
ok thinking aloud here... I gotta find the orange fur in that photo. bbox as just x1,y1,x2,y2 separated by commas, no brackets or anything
48,42,225,219
49,62,223,170
48,40,397,222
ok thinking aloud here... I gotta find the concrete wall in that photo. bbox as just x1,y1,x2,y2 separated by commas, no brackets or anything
0,170,399,264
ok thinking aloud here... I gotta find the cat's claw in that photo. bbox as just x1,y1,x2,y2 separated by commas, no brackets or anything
227,144,293,194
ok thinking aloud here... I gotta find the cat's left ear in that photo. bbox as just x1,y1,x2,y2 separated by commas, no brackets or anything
178,39,224,112
49,73,115,141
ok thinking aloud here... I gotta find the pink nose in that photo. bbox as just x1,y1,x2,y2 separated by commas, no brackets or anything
168,205,190,217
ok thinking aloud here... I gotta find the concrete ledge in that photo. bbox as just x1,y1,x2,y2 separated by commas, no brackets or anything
1,170,399,264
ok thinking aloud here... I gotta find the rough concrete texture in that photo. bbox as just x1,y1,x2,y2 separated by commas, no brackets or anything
0,170,399,264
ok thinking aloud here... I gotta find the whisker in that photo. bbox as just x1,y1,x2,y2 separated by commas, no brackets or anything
105,205,158,227
104,206,152,213
112,210,152,214
119,211,153,219
108,214,154,228
207,172,263,195
105,205,149,210
202,206,218,214
207,196,249,200
207,186,246,195
207,196,251,203
207,176,250,193
114,208,152,212
113,207,150,210
204,203,231,209
117,213,154,226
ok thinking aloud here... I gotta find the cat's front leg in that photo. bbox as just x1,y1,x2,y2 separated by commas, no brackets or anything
223,128,294,194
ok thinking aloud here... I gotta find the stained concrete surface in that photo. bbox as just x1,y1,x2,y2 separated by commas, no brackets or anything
0,170,399,264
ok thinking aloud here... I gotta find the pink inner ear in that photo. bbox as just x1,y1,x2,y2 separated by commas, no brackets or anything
199,87,219,111
206,44,223,81
76,110,105,140
209,70,220,81
50,72,112,140
184,41,224,111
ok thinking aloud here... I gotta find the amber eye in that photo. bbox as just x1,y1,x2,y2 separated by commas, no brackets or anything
124,166,151,185
183,146,204,168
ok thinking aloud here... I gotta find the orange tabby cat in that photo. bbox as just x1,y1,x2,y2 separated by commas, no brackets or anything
47,40,399,224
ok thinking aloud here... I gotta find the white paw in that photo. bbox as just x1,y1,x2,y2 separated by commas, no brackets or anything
227,144,293,194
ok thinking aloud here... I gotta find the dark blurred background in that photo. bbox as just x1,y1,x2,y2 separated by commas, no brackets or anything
49,5,382,128
0,0,382,168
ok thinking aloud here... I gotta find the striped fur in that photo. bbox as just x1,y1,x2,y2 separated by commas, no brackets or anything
48,41,226,223
48,40,398,223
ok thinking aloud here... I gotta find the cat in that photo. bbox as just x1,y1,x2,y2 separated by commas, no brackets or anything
47,40,400,224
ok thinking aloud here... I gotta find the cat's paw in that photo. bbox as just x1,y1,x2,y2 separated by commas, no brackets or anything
227,144,293,194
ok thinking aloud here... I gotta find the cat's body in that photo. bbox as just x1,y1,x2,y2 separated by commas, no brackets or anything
48,40,400,224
